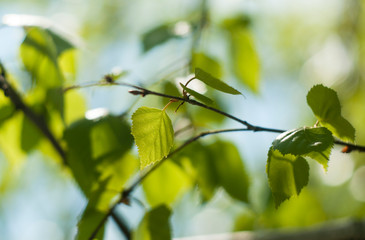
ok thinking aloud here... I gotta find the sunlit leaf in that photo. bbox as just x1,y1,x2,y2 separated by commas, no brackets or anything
20,27,63,87
64,91,86,125
143,161,191,207
131,107,174,169
272,127,333,170
266,148,309,208
307,84,355,142
64,115,137,197
191,52,223,79
224,18,260,92
195,68,241,95
133,205,171,240
179,83,213,105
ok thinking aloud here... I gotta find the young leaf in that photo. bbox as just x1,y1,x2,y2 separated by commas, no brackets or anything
195,68,241,95
272,127,333,170
307,84,355,142
267,148,309,208
224,18,260,92
179,83,214,105
133,205,171,240
191,52,223,79
131,107,174,169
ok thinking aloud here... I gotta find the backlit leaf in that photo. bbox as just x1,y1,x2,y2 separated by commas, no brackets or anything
133,205,171,240
131,107,174,169
272,127,333,170
307,84,355,142
20,27,64,87
224,19,260,92
267,148,309,208
64,115,137,197
195,68,241,95
179,83,213,105
191,52,223,79
143,161,191,207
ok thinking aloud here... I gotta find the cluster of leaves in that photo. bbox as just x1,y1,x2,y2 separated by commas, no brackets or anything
0,12,357,240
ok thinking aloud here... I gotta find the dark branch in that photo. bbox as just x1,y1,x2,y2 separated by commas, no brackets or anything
0,74,67,164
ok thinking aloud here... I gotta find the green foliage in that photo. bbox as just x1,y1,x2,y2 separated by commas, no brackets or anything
267,148,309,208
195,68,241,95
20,27,72,87
142,24,177,52
307,84,355,142
191,52,223,79
272,127,333,169
64,115,137,197
76,179,111,240
143,161,191,207
223,18,260,92
133,205,171,240
176,141,249,203
179,83,213,105
131,107,174,169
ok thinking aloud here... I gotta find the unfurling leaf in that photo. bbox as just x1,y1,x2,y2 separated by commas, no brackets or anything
272,127,333,170
131,107,174,169
133,205,171,240
179,83,213,105
195,68,241,95
307,84,355,142
267,148,309,208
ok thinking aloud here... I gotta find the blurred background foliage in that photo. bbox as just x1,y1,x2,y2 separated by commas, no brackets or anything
0,0,365,239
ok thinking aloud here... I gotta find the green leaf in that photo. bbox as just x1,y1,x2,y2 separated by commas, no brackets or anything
208,141,250,203
174,142,219,202
20,115,42,152
267,148,309,208
307,84,355,142
175,141,249,203
272,127,333,170
133,205,171,240
142,161,191,207
224,20,260,92
20,27,65,88
179,83,213,105
76,179,113,240
131,107,174,169
191,52,223,79
142,25,175,52
195,68,241,95
64,115,137,197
